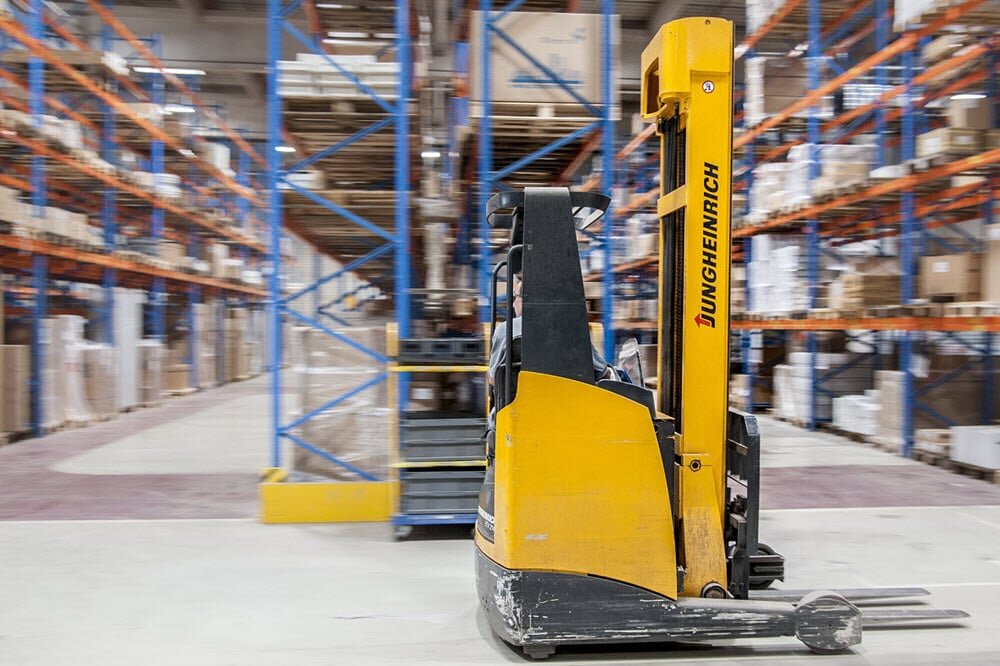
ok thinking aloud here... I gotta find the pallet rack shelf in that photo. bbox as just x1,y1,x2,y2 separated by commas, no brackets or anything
0,0,268,438
475,0,617,359
260,0,414,523
731,0,998,455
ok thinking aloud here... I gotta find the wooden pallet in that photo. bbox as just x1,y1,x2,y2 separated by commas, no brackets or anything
818,423,872,444
912,447,951,468
949,459,1000,485
772,414,811,429
0,430,31,446
942,301,1000,317
908,151,983,173
813,178,871,202
912,449,1000,484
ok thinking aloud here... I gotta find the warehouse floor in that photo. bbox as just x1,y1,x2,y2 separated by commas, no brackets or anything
2,376,1000,665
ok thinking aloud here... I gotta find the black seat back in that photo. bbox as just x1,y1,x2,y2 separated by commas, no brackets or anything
597,379,657,419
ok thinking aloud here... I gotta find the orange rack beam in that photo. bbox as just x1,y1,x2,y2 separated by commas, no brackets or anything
0,130,266,252
732,316,1000,332
0,233,267,297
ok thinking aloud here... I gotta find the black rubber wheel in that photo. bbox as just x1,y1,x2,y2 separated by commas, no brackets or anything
750,543,777,590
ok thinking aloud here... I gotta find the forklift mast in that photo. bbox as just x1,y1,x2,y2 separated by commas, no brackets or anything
641,18,735,596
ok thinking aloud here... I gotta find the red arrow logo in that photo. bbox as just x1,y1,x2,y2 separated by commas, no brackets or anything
694,314,712,328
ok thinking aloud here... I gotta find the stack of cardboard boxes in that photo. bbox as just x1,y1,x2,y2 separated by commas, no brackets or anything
0,284,31,433
916,95,994,159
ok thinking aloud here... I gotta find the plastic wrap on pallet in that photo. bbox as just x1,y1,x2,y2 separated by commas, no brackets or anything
83,344,118,419
949,426,1000,470
61,315,95,423
293,326,389,480
113,288,144,410
746,0,787,34
278,53,400,100
894,0,940,31
39,317,67,428
138,340,165,404
832,391,881,437
774,353,875,422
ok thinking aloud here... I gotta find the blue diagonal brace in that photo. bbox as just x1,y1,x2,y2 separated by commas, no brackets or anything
319,309,353,327
281,242,394,305
279,177,395,242
494,120,600,181
914,358,980,398
281,370,388,432
280,0,305,18
914,400,956,428
287,116,394,174
282,305,390,363
487,24,602,118
281,431,380,481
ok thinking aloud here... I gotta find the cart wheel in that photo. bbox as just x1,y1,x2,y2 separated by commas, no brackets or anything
393,525,413,541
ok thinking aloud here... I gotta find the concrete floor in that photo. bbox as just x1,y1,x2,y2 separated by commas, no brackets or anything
2,375,999,665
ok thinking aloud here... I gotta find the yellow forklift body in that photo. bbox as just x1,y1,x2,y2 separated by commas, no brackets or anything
476,371,677,599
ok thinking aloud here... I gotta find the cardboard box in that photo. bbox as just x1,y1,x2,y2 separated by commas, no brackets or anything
469,11,619,114
160,241,185,265
982,236,1000,304
948,96,992,131
916,127,983,157
919,253,981,300
164,364,191,392
987,129,1000,150
922,33,966,63
83,344,117,419
950,426,1000,470
1,345,30,432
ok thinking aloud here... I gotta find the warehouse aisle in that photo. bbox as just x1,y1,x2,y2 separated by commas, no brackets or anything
0,377,276,520
2,396,1000,664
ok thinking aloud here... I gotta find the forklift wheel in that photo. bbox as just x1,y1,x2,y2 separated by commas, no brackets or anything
393,525,413,541
750,543,778,590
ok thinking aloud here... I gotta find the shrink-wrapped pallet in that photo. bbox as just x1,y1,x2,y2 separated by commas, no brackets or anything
61,315,95,423
114,288,144,410
138,340,165,404
293,326,389,480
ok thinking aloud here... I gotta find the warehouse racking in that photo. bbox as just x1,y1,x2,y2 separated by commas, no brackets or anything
581,0,997,457
0,0,270,438
733,0,998,455
473,0,618,359
261,0,414,522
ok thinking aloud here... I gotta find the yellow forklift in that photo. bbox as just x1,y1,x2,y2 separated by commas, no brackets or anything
474,17,966,659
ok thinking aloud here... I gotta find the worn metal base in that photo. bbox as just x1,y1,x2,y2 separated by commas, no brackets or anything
475,547,863,657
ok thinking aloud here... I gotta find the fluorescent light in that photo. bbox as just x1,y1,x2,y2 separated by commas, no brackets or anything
276,145,296,153
950,93,986,100
164,104,196,114
323,38,388,47
178,148,195,158
133,66,207,76
421,150,441,159
316,3,346,7
328,31,368,39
